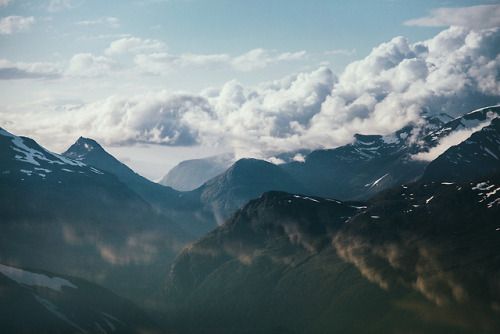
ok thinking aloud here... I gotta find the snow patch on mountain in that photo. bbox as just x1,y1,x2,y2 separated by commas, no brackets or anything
1,127,86,168
0,263,77,292
484,147,499,160
89,167,104,175
365,173,389,188
381,134,399,144
34,295,87,332
293,195,320,203
472,180,500,209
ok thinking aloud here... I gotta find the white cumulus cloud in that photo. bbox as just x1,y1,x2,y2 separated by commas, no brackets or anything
66,53,116,77
1,25,500,162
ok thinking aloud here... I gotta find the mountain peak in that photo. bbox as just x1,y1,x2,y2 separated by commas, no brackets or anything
63,137,105,160
74,136,103,151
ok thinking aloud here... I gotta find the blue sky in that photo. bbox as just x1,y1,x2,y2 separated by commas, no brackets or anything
1,0,500,179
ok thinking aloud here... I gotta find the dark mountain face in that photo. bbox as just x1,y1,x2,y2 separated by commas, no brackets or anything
421,117,500,181
0,264,162,333
159,153,234,191
0,128,190,303
162,191,372,334
63,136,218,237
161,172,500,333
334,173,500,333
194,158,309,224
280,124,431,200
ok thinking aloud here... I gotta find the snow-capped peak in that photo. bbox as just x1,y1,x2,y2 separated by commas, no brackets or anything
0,127,109,180
1,127,85,168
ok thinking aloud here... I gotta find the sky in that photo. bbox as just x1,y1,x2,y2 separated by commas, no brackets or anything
1,0,500,180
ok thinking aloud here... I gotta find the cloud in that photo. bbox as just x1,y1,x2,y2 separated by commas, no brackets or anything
0,0,13,9
405,5,500,30
76,17,120,28
0,16,35,35
48,0,81,12
2,25,500,161
66,53,117,77
134,52,231,74
0,59,62,79
104,37,167,56
300,26,500,148
0,54,115,80
325,49,356,56
231,48,306,72
2,90,209,148
132,48,306,74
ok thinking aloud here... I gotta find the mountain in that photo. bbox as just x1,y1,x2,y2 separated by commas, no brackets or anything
0,127,190,303
421,117,500,181
279,124,433,200
60,106,500,233
162,191,372,334
161,171,500,333
419,105,500,149
0,263,162,333
192,158,308,223
279,106,500,200
159,153,234,191
62,137,218,236
62,138,307,231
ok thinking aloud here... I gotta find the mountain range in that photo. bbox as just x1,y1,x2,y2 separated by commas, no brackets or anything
161,172,500,333
1,105,500,333
157,106,499,219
